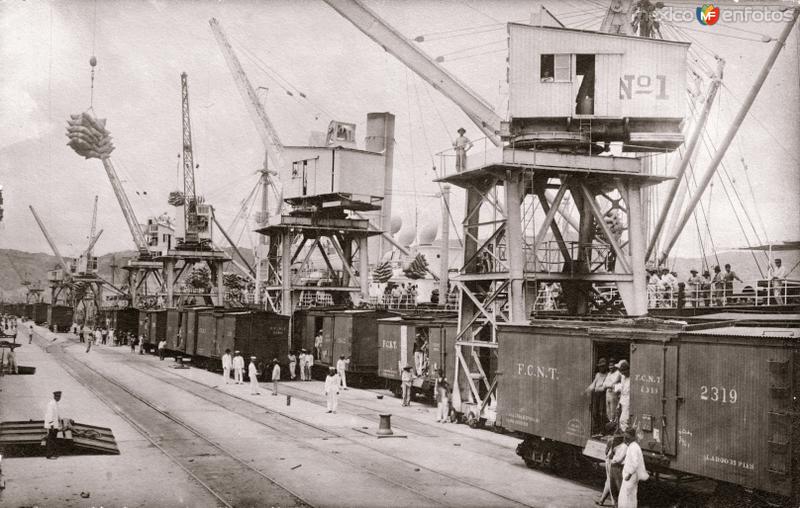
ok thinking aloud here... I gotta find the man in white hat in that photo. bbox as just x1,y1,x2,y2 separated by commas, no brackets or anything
452,127,473,173
248,356,260,395
44,390,62,459
221,348,232,384
324,367,340,413
232,350,245,384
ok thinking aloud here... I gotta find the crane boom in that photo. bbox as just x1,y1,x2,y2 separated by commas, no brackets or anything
209,18,288,173
100,158,150,256
29,205,69,270
321,0,503,146
5,252,30,286
87,195,98,258
181,72,200,245
84,229,104,259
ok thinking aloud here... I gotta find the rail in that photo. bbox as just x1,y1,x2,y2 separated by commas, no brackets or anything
434,136,494,178
532,279,800,312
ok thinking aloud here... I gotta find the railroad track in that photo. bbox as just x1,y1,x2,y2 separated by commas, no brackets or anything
45,337,310,508
120,359,534,508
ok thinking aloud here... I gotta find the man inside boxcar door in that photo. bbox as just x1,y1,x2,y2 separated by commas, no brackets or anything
585,358,608,434
314,330,323,360
221,349,232,384
324,367,340,413
288,351,297,380
614,360,631,431
248,356,261,395
233,350,245,384
602,358,621,424
618,427,648,508
337,355,350,390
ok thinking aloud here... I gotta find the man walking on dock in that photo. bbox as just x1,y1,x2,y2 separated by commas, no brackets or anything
157,339,167,360
222,349,232,384
324,367,340,413
28,324,33,344
336,355,350,390
288,351,297,380
248,356,260,395
233,351,244,384
44,390,62,459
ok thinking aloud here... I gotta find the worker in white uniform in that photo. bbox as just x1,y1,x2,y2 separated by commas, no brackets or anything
288,351,297,380
232,350,245,384
336,355,350,390
248,356,260,395
298,349,307,381
44,390,62,459
324,367,340,413
614,360,631,431
221,349,232,384
769,258,788,304
452,127,473,173
271,358,281,396
434,370,450,423
618,427,649,508
304,350,314,381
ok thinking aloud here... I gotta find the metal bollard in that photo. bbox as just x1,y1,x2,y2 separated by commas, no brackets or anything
377,414,393,436
286,395,292,406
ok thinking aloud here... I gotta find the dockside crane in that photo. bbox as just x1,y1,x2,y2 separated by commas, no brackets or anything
4,252,42,304
209,18,288,303
29,205,74,306
319,0,682,422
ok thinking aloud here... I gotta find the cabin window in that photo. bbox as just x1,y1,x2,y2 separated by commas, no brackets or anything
540,54,571,83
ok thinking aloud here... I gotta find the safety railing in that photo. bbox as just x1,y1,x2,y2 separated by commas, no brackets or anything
649,279,800,309
434,136,494,179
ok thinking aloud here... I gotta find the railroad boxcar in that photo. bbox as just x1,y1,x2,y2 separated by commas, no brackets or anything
47,304,73,332
195,309,218,359
181,307,212,356
239,311,291,376
32,303,49,324
23,303,34,320
109,308,139,337
324,309,395,383
377,315,457,397
292,308,331,357
497,318,799,502
165,309,182,351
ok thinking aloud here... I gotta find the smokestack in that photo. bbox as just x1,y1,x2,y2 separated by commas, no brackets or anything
365,112,395,259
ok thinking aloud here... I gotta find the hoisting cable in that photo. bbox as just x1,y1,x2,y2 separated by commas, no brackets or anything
694,108,768,275
689,98,769,252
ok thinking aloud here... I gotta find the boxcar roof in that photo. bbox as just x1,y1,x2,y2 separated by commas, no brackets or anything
508,23,691,47
688,312,800,322
683,326,800,339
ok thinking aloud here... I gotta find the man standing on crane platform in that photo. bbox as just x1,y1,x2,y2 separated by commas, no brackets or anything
453,128,472,173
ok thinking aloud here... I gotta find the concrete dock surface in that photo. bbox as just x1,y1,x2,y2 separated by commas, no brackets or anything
0,322,601,507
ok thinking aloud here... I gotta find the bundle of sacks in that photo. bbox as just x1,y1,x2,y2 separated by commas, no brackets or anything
372,261,393,283
403,253,429,280
66,112,115,159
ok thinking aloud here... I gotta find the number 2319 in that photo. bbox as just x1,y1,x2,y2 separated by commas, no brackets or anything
700,385,738,403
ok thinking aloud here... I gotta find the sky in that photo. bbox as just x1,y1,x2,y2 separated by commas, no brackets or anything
0,0,798,262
